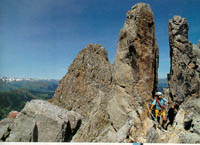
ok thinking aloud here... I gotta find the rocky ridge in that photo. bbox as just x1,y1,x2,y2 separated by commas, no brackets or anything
49,44,112,120
146,16,200,143
0,3,199,143
71,3,158,142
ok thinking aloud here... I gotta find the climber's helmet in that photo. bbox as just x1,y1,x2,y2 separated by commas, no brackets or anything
155,92,163,98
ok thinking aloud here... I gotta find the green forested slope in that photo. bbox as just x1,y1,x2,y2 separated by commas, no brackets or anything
0,89,55,120
0,79,58,120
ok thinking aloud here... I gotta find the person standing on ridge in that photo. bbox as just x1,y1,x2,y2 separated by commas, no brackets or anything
149,92,168,128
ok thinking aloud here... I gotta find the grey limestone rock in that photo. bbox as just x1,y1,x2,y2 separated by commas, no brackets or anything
0,118,14,141
146,125,158,143
116,120,134,142
1,100,82,142
21,100,82,142
6,113,37,142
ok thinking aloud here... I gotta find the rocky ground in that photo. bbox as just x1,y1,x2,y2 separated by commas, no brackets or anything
0,100,82,142
0,2,199,143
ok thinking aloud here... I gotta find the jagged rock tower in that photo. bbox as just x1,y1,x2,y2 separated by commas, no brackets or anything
168,16,200,104
72,3,159,142
163,16,200,143
0,2,160,143
1,3,200,143
50,44,112,120
131,16,200,144
113,2,159,112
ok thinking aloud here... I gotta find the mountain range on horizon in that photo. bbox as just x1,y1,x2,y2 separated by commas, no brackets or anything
0,77,58,92
0,76,168,90
0,75,168,121
0,76,59,82
0,2,199,143
0,77,59,120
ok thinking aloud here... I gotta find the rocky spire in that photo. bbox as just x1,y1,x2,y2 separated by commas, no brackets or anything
153,16,200,143
1,3,200,143
111,2,159,140
50,44,112,120
72,3,159,142
168,16,200,104
113,3,159,102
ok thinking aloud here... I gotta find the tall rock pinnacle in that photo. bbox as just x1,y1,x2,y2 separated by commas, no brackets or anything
110,2,159,140
155,16,200,143
168,16,200,104
72,3,159,142
1,3,200,143
114,3,159,102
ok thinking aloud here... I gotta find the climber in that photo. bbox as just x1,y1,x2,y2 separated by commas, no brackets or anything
166,103,177,129
149,92,168,128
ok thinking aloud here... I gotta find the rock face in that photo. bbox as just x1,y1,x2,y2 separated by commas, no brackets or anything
166,16,200,142
6,112,37,142
175,98,200,143
50,44,112,120
148,16,200,144
0,100,82,142
151,98,200,143
114,3,159,99
1,3,199,143
0,118,14,141
168,16,200,104
107,2,159,141
72,3,158,142
112,2,158,127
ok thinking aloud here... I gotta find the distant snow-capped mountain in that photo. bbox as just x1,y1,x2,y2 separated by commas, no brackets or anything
0,77,58,82
0,77,59,92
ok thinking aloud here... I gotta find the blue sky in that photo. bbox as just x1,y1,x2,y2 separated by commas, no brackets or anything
0,0,199,79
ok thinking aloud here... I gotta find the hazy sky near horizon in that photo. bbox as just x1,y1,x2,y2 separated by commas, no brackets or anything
0,0,200,79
